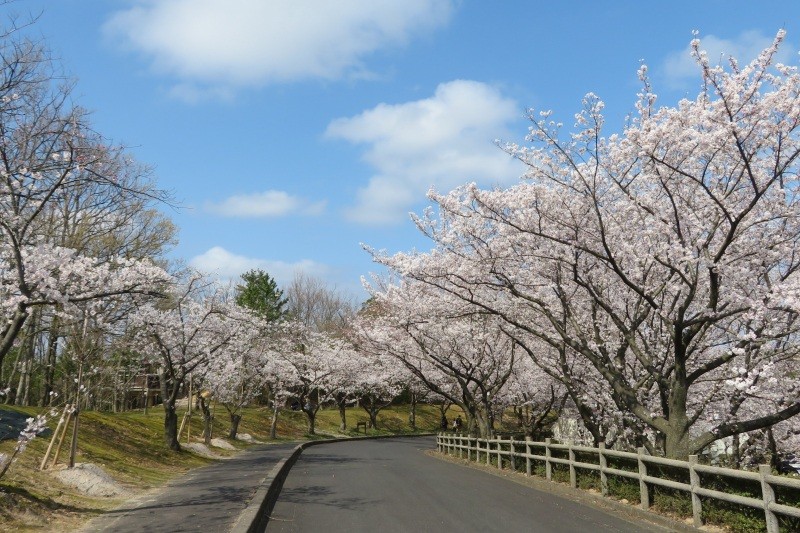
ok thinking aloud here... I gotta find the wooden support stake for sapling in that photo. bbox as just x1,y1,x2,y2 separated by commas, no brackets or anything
40,404,71,470
178,411,191,442
50,406,74,468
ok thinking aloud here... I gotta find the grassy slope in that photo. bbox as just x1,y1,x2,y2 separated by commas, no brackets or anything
0,403,445,532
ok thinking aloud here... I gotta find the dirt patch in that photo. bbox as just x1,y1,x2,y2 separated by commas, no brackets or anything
53,463,130,498
210,438,236,450
236,433,263,444
183,442,222,458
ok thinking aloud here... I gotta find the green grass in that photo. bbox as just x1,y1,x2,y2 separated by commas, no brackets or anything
0,402,441,531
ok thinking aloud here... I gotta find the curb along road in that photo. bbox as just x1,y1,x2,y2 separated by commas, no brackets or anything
230,433,436,533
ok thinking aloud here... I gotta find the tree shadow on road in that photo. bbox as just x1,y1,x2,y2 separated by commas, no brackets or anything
279,485,380,511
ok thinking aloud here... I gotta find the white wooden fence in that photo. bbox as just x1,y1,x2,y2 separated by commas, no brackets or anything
437,433,800,533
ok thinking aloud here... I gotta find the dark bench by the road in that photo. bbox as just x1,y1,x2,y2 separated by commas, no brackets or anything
82,442,297,533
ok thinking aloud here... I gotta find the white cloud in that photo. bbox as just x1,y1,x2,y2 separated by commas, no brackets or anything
663,30,794,87
104,0,454,93
189,246,327,286
205,190,326,217
325,80,523,225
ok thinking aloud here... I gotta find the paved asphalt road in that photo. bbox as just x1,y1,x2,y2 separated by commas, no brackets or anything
82,442,298,533
267,437,669,533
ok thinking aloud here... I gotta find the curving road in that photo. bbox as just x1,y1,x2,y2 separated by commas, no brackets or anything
266,436,671,532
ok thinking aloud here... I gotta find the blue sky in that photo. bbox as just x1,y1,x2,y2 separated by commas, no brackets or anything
14,0,800,299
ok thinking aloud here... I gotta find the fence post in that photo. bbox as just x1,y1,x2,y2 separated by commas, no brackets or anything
458,433,463,459
637,447,650,510
545,438,552,481
486,438,491,466
599,443,608,497
525,437,532,477
510,437,516,471
759,465,779,533
497,436,502,470
438,432,442,452
688,455,703,528
569,444,577,488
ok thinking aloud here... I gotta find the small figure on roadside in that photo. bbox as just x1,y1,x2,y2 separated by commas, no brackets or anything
440,415,448,430
454,415,463,431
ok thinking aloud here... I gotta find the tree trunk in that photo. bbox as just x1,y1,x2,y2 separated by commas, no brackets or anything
199,397,213,445
409,392,417,430
301,390,317,435
229,413,242,440
0,308,29,374
163,402,180,451
15,312,37,406
338,402,347,432
160,368,181,451
663,421,693,459
473,409,492,438
21,361,31,406
270,400,279,439
40,315,60,407
368,406,378,429
305,410,316,435
767,428,779,469
112,370,118,414
14,360,28,406
5,342,23,405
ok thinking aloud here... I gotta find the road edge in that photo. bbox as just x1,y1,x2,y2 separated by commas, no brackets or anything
431,450,704,532
230,433,435,533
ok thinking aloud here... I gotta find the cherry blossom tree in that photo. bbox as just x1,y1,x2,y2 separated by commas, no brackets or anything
355,278,519,437
352,349,405,430
273,323,342,435
372,31,800,458
325,343,360,432
203,305,282,440
0,25,172,395
497,355,566,439
129,274,236,450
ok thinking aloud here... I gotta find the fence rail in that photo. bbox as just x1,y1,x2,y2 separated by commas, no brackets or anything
437,433,800,533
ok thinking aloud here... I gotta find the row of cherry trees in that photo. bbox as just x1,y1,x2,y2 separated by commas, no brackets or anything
357,32,800,460
128,268,415,450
